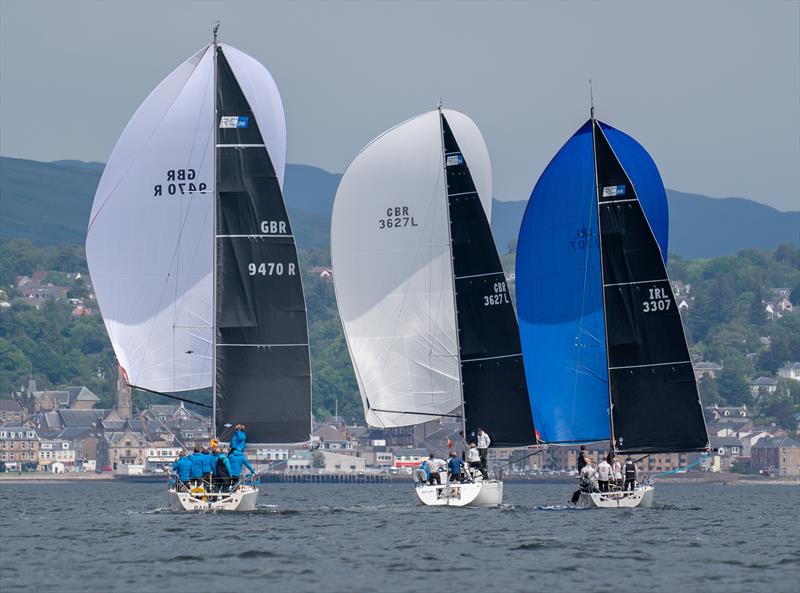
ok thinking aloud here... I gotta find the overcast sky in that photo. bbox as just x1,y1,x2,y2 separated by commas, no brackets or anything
1,1,798,210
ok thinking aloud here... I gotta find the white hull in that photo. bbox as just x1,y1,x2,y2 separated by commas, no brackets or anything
574,484,654,509
168,484,259,512
414,480,503,507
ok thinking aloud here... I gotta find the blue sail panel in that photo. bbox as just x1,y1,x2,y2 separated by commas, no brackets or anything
516,122,611,443
599,122,669,260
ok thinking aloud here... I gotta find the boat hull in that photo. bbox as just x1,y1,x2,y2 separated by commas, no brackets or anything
168,485,259,512
574,484,654,509
414,480,503,507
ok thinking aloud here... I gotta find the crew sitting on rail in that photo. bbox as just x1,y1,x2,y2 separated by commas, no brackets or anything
228,448,255,488
230,424,247,453
447,451,464,483
427,454,445,485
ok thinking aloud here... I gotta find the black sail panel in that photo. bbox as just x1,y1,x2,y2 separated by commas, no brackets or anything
215,47,311,443
593,120,707,453
441,114,535,447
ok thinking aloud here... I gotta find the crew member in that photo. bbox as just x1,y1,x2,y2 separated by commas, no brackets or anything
466,443,483,479
414,459,429,486
427,454,445,485
577,445,590,472
447,451,464,483
612,457,623,490
228,448,255,487
230,424,247,453
596,456,612,492
476,428,491,476
188,446,204,486
172,451,192,489
624,457,637,491
201,447,214,487
213,446,231,491
579,459,597,492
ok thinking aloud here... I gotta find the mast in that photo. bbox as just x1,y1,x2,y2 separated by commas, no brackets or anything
211,22,220,440
438,104,468,445
590,104,618,453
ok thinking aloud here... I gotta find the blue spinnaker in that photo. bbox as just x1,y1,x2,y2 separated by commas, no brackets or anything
516,119,669,444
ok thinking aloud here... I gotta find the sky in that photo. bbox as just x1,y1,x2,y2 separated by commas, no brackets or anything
1,0,798,211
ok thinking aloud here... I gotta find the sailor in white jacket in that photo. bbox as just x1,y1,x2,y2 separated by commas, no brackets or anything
476,428,491,477
596,459,613,492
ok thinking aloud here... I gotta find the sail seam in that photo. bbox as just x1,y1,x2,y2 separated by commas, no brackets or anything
462,353,521,363
609,360,693,370
216,234,293,238
216,143,266,147
601,198,638,205
454,271,505,280
604,278,669,287
217,343,309,347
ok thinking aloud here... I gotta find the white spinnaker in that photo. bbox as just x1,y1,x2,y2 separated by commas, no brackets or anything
86,44,287,393
331,109,492,428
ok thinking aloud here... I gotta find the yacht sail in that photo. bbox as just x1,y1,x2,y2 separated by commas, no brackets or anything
86,42,311,448
516,116,708,454
331,109,535,446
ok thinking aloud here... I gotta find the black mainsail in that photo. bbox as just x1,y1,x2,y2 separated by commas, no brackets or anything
593,120,707,453
214,47,311,443
440,114,535,447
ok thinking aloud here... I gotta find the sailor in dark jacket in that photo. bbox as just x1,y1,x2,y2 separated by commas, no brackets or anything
213,446,232,491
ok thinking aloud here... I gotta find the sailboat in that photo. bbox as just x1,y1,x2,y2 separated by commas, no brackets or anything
85,30,311,511
515,111,709,509
331,108,537,507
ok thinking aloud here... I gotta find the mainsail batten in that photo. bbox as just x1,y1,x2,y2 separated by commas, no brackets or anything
440,114,535,447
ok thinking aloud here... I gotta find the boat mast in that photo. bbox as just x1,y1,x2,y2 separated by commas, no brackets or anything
437,102,468,448
589,87,618,454
211,21,220,440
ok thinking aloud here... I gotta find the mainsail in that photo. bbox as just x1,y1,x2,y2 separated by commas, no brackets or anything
86,42,310,444
332,109,535,446
516,117,708,453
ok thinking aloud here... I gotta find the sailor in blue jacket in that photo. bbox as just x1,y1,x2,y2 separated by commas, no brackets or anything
228,448,255,481
188,447,204,485
200,447,214,485
230,424,247,453
447,451,464,482
172,451,192,488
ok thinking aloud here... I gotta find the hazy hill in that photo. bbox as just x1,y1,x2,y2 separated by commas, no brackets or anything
1,156,797,258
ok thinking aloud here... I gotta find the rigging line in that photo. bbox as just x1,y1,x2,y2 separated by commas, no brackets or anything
371,408,462,419
129,384,212,409
493,446,546,472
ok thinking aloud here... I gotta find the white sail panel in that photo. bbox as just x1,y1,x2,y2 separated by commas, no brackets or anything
221,44,287,189
86,46,216,392
332,109,492,428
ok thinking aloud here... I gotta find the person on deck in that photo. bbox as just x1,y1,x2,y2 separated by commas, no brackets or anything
612,457,623,490
596,457,612,492
476,428,491,476
228,448,255,487
577,445,590,472
188,446,204,486
414,459,429,486
230,424,247,453
427,454,445,485
172,451,192,489
213,446,231,491
447,451,464,483
201,447,214,487
579,460,597,492
466,443,483,479
624,457,637,491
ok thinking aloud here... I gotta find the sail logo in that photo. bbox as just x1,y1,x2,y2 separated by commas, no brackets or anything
602,185,626,198
219,116,250,129
446,154,464,167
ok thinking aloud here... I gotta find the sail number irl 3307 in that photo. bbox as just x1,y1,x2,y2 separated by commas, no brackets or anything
642,286,672,313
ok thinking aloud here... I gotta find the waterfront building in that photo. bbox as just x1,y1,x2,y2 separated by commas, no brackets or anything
39,440,76,469
751,436,800,477
0,426,40,471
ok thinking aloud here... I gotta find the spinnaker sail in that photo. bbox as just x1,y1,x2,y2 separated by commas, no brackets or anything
516,117,707,453
86,42,310,444
332,109,536,446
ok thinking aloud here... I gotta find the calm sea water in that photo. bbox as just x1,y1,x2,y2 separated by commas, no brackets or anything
0,481,797,593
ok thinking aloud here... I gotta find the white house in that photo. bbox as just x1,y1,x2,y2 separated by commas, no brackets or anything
778,362,800,382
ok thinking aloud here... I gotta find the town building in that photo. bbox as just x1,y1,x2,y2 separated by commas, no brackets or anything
39,440,76,469
0,400,24,424
750,376,779,397
694,361,723,381
778,362,800,382
751,436,800,477
0,426,40,471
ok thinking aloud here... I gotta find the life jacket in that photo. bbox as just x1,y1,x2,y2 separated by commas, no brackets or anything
624,462,636,479
216,455,230,478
